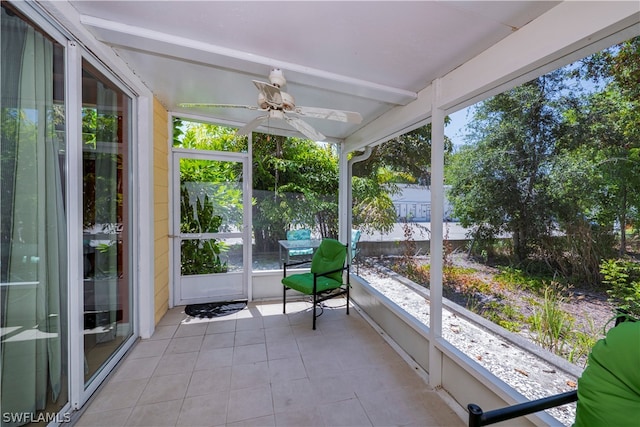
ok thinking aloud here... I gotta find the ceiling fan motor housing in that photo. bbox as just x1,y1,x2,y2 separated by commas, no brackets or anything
268,68,286,87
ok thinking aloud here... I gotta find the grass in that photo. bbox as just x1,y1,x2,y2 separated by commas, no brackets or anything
527,285,575,355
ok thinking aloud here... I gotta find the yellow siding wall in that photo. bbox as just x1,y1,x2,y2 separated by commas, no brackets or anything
153,98,170,324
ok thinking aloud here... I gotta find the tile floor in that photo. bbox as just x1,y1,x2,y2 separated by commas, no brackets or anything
76,299,464,427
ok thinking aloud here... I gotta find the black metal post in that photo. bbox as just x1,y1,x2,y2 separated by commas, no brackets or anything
468,390,578,426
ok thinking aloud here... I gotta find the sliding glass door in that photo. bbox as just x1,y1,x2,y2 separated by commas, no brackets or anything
1,3,136,423
81,60,134,384
1,3,69,424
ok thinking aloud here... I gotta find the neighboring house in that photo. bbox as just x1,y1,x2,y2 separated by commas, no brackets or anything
392,184,456,222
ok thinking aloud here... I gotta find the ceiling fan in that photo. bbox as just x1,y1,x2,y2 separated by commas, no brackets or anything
179,68,362,141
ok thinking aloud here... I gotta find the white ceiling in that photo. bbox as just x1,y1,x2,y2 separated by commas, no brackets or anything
66,1,637,145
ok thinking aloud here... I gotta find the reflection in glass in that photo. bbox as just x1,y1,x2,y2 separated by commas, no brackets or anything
81,60,132,384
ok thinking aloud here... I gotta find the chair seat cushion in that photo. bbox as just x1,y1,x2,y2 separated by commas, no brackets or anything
282,273,343,294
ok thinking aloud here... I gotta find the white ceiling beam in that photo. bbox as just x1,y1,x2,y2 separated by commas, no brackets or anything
344,0,640,153
79,15,417,106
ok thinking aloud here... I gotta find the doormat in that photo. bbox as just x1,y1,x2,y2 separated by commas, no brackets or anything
185,300,247,318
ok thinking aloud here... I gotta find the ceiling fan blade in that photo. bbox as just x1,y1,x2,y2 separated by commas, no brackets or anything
284,116,326,141
252,80,283,106
293,106,362,124
178,103,262,111
236,115,268,136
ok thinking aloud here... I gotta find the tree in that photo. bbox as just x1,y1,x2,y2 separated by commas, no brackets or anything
351,124,453,233
573,37,640,254
251,133,339,251
448,72,571,261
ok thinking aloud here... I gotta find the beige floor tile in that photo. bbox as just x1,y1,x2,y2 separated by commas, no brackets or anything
266,338,299,361
226,384,274,424
80,301,464,427
232,343,267,365
230,361,270,390
157,307,188,326
176,392,229,427
137,372,190,405
309,373,357,404
206,319,236,334
295,334,331,356
358,385,435,426
75,407,133,426
194,347,234,370
234,328,266,346
257,302,288,318
235,315,264,331
125,399,182,426
263,315,291,329
153,351,198,376
127,339,170,359
420,389,465,426
110,356,161,382
84,378,148,413
270,377,316,413
227,414,275,427
318,397,372,427
174,322,208,338
148,324,178,341
201,331,235,350
264,325,295,342
165,335,204,354
268,356,307,384
274,406,324,427
186,366,232,397
275,408,325,427
344,365,405,395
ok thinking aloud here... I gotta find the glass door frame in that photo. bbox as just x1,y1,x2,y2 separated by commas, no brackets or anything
68,45,139,410
171,148,251,306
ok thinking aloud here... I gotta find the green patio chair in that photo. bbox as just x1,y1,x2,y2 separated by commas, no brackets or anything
282,238,350,329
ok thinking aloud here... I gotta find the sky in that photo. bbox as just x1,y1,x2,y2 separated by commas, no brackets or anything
446,107,473,149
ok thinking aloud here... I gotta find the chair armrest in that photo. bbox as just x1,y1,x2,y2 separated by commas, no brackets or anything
283,259,312,278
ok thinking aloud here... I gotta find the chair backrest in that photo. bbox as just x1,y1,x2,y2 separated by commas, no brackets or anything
351,229,361,258
287,228,311,241
311,238,346,282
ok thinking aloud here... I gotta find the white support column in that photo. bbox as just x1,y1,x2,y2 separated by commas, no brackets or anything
429,78,445,387
137,95,155,339
337,143,350,243
66,39,84,410
346,147,373,262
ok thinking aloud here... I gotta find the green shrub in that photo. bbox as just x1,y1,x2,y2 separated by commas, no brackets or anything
600,259,640,318
528,285,575,354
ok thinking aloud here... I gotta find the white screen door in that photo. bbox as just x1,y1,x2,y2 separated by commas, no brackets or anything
172,150,249,305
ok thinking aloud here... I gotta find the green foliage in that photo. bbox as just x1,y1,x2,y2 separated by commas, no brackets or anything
600,259,640,317
495,266,548,293
448,72,571,262
251,133,339,251
567,318,599,367
180,189,228,275
528,285,575,355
